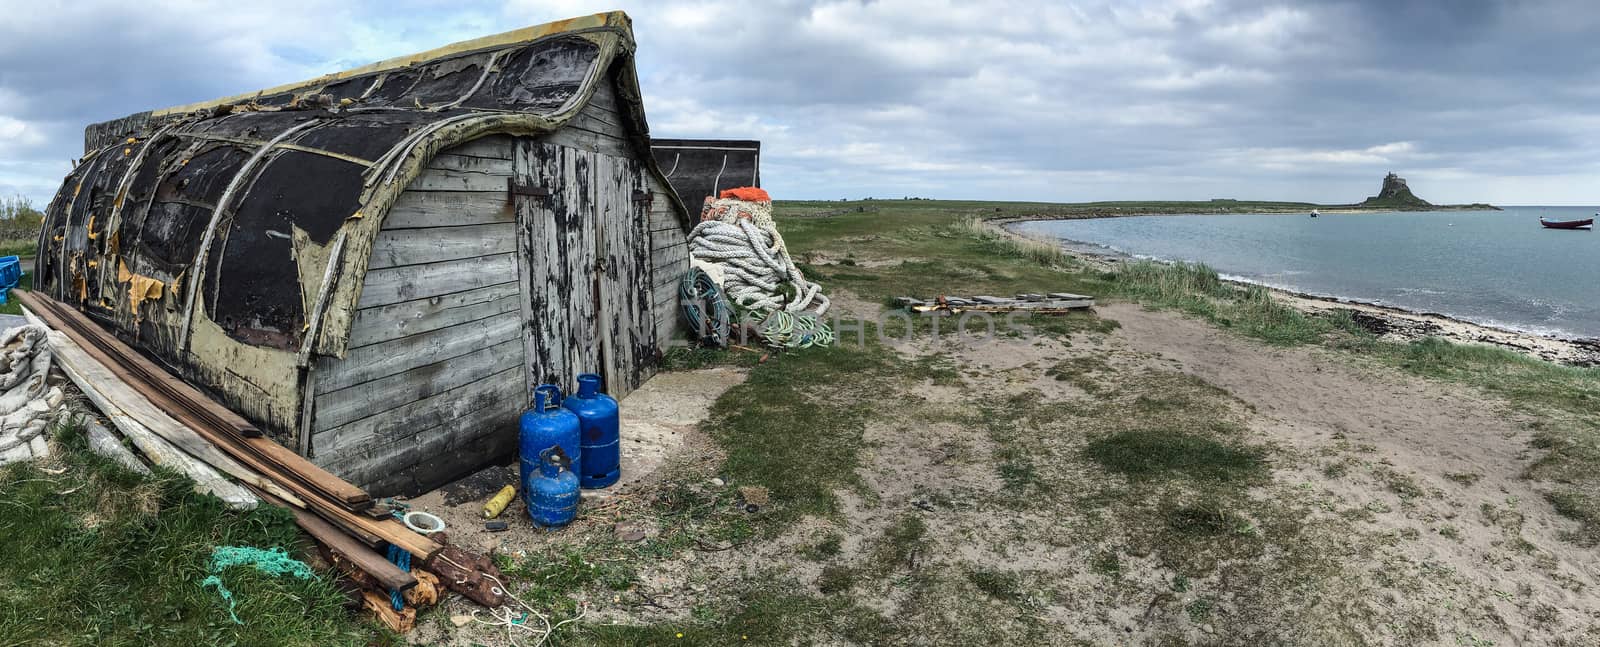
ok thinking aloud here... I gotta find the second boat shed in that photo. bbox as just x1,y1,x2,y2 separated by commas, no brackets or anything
651,139,761,214
33,12,693,494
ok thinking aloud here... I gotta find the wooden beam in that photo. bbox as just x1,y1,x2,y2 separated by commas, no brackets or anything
20,293,446,560
286,501,417,591
17,291,371,509
26,310,259,509
81,418,151,475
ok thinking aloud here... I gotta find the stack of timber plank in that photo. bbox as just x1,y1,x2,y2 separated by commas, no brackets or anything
895,292,1095,313
15,290,503,631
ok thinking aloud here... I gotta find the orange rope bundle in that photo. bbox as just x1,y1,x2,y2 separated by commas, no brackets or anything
718,187,770,203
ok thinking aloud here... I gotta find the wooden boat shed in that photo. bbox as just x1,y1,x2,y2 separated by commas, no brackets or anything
651,139,761,214
33,11,692,495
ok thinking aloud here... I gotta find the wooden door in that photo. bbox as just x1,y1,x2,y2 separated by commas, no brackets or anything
514,141,600,399
592,153,656,397
512,140,658,401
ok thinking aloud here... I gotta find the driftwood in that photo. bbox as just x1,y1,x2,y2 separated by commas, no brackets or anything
25,308,303,506
81,418,150,475
27,312,259,509
896,292,1095,313
26,298,443,580
425,544,507,607
18,291,367,509
361,590,416,633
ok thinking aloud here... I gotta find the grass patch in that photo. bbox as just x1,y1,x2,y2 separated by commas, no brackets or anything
1084,429,1267,484
1045,355,1111,394
1382,338,1600,416
817,565,855,594
496,548,637,614
1108,260,1363,346
799,533,844,561
1090,551,1122,578
1543,489,1599,546
966,567,1024,601
658,346,763,371
702,339,913,532
870,514,928,574
1163,500,1250,537
0,423,377,646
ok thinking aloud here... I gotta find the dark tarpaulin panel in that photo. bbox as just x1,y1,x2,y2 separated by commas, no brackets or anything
650,139,760,215
464,38,597,112
42,27,608,354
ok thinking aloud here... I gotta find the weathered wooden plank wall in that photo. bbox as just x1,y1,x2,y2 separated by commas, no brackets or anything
306,73,690,495
310,134,527,494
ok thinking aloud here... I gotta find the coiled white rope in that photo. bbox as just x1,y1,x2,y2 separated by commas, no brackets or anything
688,215,828,316
688,195,834,348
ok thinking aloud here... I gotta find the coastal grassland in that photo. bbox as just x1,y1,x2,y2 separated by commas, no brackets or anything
482,204,1415,643
0,421,382,647
795,200,1600,541
414,198,1597,644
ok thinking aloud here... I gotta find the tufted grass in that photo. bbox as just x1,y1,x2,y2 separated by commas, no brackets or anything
0,421,383,647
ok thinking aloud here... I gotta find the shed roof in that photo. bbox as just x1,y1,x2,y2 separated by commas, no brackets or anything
39,11,688,364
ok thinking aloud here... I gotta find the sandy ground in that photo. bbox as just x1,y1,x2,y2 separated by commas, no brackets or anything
406,286,1597,645
400,367,749,557
826,294,1597,644
1100,302,1598,643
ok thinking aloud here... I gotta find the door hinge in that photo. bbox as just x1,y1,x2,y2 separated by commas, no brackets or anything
632,190,653,207
508,178,551,198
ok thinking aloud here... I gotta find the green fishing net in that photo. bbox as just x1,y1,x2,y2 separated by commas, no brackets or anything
201,546,316,624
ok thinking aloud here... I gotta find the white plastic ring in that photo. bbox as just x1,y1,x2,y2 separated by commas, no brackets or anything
403,511,446,535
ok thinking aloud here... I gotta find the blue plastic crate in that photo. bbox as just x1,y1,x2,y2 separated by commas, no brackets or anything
0,255,22,305
0,256,18,290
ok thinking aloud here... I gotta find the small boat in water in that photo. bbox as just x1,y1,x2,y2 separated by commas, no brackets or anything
1540,216,1594,230
1310,209,1319,218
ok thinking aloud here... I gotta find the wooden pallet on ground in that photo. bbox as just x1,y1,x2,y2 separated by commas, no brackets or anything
895,291,1095,313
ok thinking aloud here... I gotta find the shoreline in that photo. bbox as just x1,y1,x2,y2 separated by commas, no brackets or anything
992,216,1600,367
990,204,1502,223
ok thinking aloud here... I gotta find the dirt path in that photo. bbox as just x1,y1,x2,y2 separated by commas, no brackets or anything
1098,303,1599,644
410,292,1598,645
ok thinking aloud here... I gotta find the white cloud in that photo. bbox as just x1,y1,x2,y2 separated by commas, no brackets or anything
4,0,1600,204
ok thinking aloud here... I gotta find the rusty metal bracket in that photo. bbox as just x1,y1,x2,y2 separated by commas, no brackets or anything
508,178,550,198
632,189,653,207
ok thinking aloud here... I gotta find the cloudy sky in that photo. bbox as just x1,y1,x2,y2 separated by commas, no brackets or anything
2,0,1597,206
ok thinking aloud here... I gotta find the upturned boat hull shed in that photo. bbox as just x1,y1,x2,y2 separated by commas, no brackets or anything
34,12,693,495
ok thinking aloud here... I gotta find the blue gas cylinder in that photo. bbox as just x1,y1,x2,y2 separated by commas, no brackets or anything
519,384,580,494
525,446,578,527
562,373,620,489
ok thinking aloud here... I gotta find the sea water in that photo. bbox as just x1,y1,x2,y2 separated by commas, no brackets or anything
1014,206,1600,339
